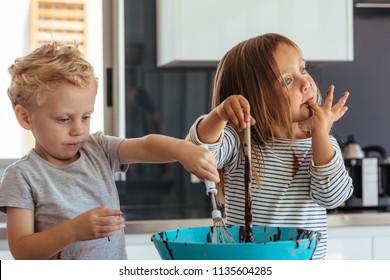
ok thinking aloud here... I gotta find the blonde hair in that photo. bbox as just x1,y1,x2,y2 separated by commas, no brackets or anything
7,42,98,109
212,33,321,201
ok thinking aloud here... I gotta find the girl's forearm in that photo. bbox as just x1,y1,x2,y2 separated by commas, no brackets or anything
197,110,227,143
311,132,336,166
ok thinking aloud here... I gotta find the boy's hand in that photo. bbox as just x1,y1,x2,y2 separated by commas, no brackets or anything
216,95,255,132
69,206,125,241
176,141,220,183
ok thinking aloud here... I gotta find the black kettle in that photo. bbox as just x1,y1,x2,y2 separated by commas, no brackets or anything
362,145,387,158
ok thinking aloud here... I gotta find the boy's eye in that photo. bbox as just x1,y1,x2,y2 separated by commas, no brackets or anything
57,118,69,123
82,115,91,121
301,68,308,74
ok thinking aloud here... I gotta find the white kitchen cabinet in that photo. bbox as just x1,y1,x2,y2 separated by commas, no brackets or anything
327,226,390,260
0,234,161,260
373,237,390,260
327,226,373,260
156,0,353,67
327,237,372,260
125,234,161,260
0,239,12,260
0,250,13,260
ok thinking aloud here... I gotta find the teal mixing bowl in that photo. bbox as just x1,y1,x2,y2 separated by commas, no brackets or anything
151,225,321,260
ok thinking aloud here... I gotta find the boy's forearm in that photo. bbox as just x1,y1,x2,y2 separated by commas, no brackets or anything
10,222,74,260
140,134,188,163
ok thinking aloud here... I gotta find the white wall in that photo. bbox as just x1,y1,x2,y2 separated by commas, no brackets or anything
0,0,31,158
0,0,103,159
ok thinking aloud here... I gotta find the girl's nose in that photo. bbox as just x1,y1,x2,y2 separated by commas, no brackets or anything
302,79,312,94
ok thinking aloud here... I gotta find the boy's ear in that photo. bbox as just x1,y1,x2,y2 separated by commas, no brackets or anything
14,105,32,130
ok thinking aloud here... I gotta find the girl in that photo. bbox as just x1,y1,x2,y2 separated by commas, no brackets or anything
187,33,353,260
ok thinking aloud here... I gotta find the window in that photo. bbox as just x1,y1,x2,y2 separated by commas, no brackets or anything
0,0,103,159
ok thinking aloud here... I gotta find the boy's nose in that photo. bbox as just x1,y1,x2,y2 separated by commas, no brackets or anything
70,122,83,136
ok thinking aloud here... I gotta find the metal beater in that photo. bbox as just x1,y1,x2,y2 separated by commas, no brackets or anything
201,144,234,243
204,179,235,243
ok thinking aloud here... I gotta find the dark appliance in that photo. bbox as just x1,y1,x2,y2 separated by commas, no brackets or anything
341,135,390,210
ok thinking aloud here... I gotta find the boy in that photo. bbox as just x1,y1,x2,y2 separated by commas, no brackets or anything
0,42,219,259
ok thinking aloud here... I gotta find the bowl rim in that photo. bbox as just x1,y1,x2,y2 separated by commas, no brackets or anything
150,225,321,245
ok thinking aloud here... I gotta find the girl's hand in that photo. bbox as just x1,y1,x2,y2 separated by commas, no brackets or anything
216,95,255,131
307,85,349,136
176,141,220,183
69,206,125,241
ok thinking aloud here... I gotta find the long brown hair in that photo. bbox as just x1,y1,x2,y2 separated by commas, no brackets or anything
212,33,320,201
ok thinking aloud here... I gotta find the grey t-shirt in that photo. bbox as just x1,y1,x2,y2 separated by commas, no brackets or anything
0,132,129,259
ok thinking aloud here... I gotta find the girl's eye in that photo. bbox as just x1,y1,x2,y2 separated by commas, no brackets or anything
284,78,292,86
301,62,313,75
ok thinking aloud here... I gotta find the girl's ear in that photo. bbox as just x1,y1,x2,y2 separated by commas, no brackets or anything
14,104,32,130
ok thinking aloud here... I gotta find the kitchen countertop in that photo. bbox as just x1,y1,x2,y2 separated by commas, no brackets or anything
2,212,390,239
327,211,390,227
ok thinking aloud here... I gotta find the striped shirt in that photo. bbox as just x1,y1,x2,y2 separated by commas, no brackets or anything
187,116,353,260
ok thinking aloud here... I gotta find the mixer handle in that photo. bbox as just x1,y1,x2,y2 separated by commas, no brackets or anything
204,179,218,196
199,143,218,196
